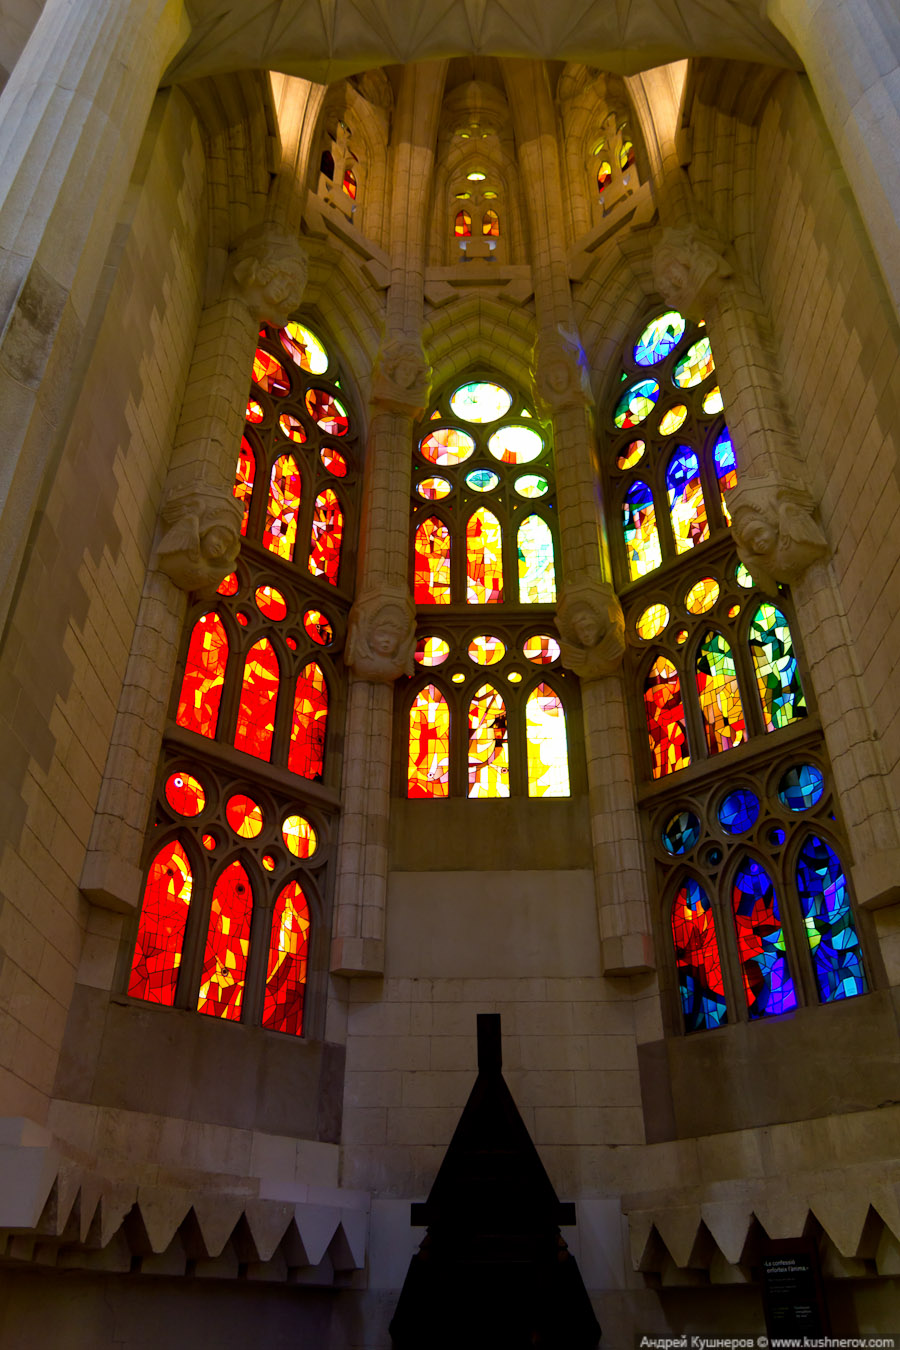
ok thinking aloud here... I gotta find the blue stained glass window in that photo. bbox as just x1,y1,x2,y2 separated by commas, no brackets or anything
662,810,701,855
623,480,662,578
614,378,660,430
732,857,797,1019
666,446,709,553
714,428,737,523
634,311,686,365
777,763,824,811
750,605,807,731
796,835,867,1003
671,878,727,1032
718,789,760,834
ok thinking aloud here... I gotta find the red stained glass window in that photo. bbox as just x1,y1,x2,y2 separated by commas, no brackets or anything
304,610,333,645
262,881,310,1036
321,444,348,477
263,454,302,560
408,684,450,797
217,572,239,597
466,508,504,603
165,772,205,816
672,877,726,1030
482,209,499,237
252,349,290,397
176,613,228,739
306,388,349,436
279,413,306,444
308,488,343,584
455,209,472,237
468,684,509,798
289,662,327,779
197,861,253,1022
246,398,264,424
234,639,280,761
233,436,255,536
255,585,287,621
342,167,357,199
644,656,690,778
414,517,451,604
129,841,193,1006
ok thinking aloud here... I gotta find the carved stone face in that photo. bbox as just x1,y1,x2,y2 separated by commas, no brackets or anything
547,360,570,394
571,604,601,648
392,357,419,390
372,619,405,657
738,513,777,556
202,522,236,562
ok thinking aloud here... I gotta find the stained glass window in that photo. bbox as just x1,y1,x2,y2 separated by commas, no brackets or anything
614,378,660,429
732,857,797,1019
307,488,343,584
408,684,450,797
696,631,746,755
233,436,255,536
517,515,556,603
796,835,867,1003
455,209,472,237
128,841,193,1005
449,382,512,422
666,446,709,553
262,881,310,1035
525,684,570,797
253,349,290,396
289,662,327,779
671,878,726,1031
234,639,280,761
263,454,301,560
468,685,509,797
713,429,737,525
176,613,228,739
466,509,504,603
673,337,715,389
645,657,690,778
749,604,807,731
483,209,499,237
197,861,253,1021
623,481,662,579
414,517,451,603
634,311,686,365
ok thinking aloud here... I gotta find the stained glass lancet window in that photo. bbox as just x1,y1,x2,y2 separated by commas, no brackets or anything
732,857,797,1020
750,604,807,730
128,841,193,1006
409,684,450,798
796,835,867,1003
644,657,689,778
468,685,509,797
176,613,228,739
197,861,254,1021
696,631,746,755
671,878,726,1032
525,684,570,798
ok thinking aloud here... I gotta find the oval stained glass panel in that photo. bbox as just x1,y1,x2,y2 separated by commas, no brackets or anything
226,794,264,838
165,772,206,817
279,413,307,444
417,476,453,501
636,603,669,640
449,382,513,423
514,474,549,498
217,572,239,597
306,388,349,436
659,404,688,435
718,789,760,834
253,349,291,396
673,337,715,388
617,440,645,471
702,386,724,415
466,468,500,493
303,610,333,645
685,578,719,614
255,585,287,621
523,635,560,664
415,636,450,666
777,764,825,811
662,810,701,855
419,428,476,466
487,425,543,465
468,635,505,665
613,378,660,429
634,311,686,365
278,322,329,374
735,562,753,588
246,399,264,424
282,814,317,858
320,445,348,477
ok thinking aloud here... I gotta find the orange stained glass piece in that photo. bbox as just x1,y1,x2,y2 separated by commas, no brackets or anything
282,814,318,858
234,639,280,761
279,413,307,444
252,348,291,397
523,634,560,663
659,404,688,435
617,439,645,470
176,613,228,739
414,516,451,604
526,684,570,797
468,635,505,665
233,436,255,536
321,444,348,477
225,793,264,838
408,683,450,797
197,861,253,1022
129,841,192,1005
645,656,690,778
342,167,357,199
308,488,343,584
278,323,329,374
303,609,333,645
262,854,276,871
455,209,472,237
165,772,206,816
236,612,249,627
685,577,720,614
255,585,287,621
482,208,499,237
217,572,239,597
468,684,509,797
306,388,349,436
262,881,310,1036
289,662,328,779
246,398,264,423
202,834,216,851
263,454,302,560
466,508,504,603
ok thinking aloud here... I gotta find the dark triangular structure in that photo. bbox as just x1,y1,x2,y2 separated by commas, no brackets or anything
389,1014,602,1349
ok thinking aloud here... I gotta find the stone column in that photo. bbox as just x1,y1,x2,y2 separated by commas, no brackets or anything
0,0,190,637
503,59,654,976
766,0,900,318
81,231,309,909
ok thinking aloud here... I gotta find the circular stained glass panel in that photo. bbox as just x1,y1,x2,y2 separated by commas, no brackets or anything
246,399,265,424
673,337,715,389
449,381,513,422
662,809,701,855
255,585,287,621
634,310,686,365
768,826,786,846
417,476,453,501
282,814,317,858
613,378,660,430
306,388,349,435
165,772,206,816
636,603,669,640
468,635,505,665
523,634,560,664
278,322,329,374
466,468,500,492
616,440,645,471
419,428,475,466
415,636,450,666
321,445,348,477
514,474,549,498
685,578,719,614
279,413,306,443
659,404,688,435
303,610,333,645
487,425,543,465
777,764,825,811
718,789,760,834
226,794,263,838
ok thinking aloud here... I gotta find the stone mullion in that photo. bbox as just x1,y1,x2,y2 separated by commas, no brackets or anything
552,403,606,582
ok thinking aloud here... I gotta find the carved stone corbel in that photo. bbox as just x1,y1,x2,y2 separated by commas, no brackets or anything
371,334,432,417
229,224,309,325
155,482,242,596
345,585,416,683
533,325,593,415
556,576,626,679
651,221,733,321
727,474,830,593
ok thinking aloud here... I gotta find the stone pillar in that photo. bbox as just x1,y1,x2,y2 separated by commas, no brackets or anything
766,0,900,318
0,0,189,636
81,230,309,910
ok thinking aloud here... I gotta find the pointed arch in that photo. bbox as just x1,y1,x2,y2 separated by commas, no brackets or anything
308,487,343,584
671,877,727,1032
623,479,661,578
732,856,797,1019
128,840,193,1006
176,612,229,739
467,684,509,798
517,514,556,603
696,630,746,754
466,507,504,603
263,453,302,559
414,516,451,603
197,860,254,1021
796,835,867,1003
666,444,709,552
482,208,499,237
408,683,450,798
289,662,328,779
454,208,472,237
262,880,311,1035
525,682,570,797
749,603,807,731
644,656,690,778
233,638,280,761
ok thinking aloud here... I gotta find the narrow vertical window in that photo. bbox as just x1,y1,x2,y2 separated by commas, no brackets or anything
713,428,736,525
176,613,229,739
262,880,310,1035
466,508,504,603
525,684,570,797
517,514,556,603
696,631,746,755
671,878,727,1032
233,436,255,536
342,167,357,199
623,480,662,579
732,857,797,1019
796,835,867,1003
644,656,690,778
408,684,450,798
289,662,328,779
128,841,193,1006
750,604,807,731
197,861,253,1021
234,639,280,762
666,446,709,553
414,517,451,603
468,684,509,798
482,209,499,237
454,209,472,237
308,488,343,584
264,454,302,560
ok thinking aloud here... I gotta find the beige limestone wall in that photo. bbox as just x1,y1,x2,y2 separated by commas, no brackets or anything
0,87,207,1122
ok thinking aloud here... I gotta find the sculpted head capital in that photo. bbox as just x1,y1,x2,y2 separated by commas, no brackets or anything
556,577,626,679
230,225,308,325
156,481,242,595
652,223,732,321
371,334,432,416
534,326,592,414
346,585,416,683
728,473,829,591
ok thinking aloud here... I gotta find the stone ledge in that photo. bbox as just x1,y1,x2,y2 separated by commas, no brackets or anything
852,848,900,910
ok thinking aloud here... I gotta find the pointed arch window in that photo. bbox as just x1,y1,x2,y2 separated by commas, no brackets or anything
671,878,726,1032
750,603,807,730
408,684,450,798
262,881,310,1035
264,454,302,559
517,514,556,603
644,657,689,778
454,209,472,237
197,861,254,1021
289,662,328,780
234,639,280,761
235,436,255,535
696,631,746,755
468,684,509,797
623,480,661,579
525,684,570,798
666,445,709,552
482,209,499,237
796,835,867,1003
414,517,451,603
732,857,797,1020
466,508,504,603
128,840,193,1006
176,613,228,739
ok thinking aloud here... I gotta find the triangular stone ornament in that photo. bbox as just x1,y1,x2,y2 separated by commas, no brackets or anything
810,1189,872,1258
700,1201,754,1267
390,1014,601,1350
191,1196,248,1259
753,1192,810,1242
243,1200,295,1263
293,1202,342,1267
136,1186,194,1254
653,1205,703,1269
